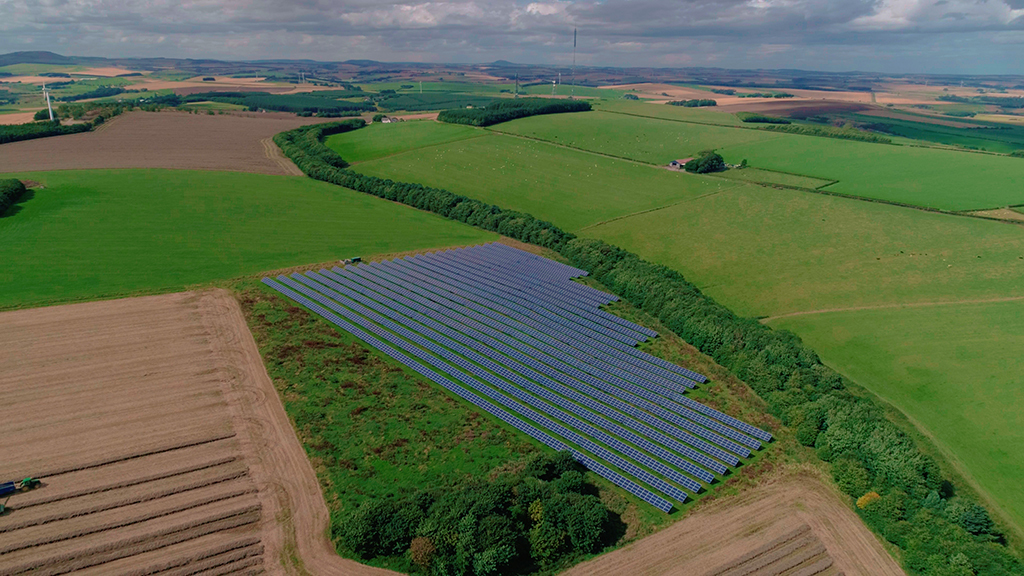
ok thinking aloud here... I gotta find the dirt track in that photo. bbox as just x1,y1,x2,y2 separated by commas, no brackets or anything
563,472,903,576
0,290,394,575
0,110,333,175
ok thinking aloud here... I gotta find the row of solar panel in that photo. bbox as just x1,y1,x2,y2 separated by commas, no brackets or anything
262,245,771,509
261,277,674,513
268,275,694,508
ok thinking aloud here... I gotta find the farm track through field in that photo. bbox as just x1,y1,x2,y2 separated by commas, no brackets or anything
759,295,1024,323
0,291,397,575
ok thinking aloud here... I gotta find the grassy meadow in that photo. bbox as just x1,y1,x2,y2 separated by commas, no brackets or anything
502,105,1024,210
352,130,740,231
769,301,1024,529
326,120,484,164
0,169,495,309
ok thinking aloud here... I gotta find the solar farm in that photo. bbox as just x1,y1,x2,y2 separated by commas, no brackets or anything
263,243,771,513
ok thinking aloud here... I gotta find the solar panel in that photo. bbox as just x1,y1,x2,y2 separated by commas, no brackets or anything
263,244,774,512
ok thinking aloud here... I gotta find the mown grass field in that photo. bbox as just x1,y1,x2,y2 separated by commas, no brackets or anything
352,130,738,231
0,169,495,309
593,100,746,126
511,105,1024,210
712,167,833,189
768,301,1024,529
326,120,484,164
491,111,777,164
583,185,1024,317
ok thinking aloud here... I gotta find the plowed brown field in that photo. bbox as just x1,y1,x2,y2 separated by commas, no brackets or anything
0,290,395,575
0,111,333,175
564,473,903,576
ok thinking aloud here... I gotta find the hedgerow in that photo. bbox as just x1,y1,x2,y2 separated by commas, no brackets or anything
438,98,591,127
667,99,716,107
761,123,894,144
736,112,791,124
0,179,26,215
0,120,91,145
274,121,1024,576
183,91,374,115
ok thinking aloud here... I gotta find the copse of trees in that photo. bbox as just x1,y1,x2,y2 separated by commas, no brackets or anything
711,89,736,95
738,92,795,98
438,98,592,127
1009,150,1024,158
667,99,717,107
273,120,1023,576
683,151,726,174
0,120,91,145
0,179,27,215
339,451,615,574
736,112,791,124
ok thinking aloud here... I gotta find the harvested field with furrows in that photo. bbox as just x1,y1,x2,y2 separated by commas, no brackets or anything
0,110,334,175
0,290,395,575
563,473,904,576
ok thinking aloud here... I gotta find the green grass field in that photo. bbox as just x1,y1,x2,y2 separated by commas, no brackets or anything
495,108,1024,211
353,130,740,231
0,169,494,309
714,167,834,189
491,111,776,164
326,121,484,163
768,301,1024,529
593,100,745,126
181,100,249,111
583,185,1024,317
844,112,1024,154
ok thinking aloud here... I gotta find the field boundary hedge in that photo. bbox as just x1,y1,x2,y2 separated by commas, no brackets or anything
273,121,1024,576
438,98,591,127
0,179,27,215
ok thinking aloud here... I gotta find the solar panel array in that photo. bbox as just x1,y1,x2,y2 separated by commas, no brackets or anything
263,242,772,513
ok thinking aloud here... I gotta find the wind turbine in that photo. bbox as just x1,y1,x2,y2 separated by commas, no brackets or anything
570,28,577,100
42,84,54,121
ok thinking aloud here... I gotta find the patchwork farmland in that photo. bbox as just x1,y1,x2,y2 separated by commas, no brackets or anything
3,56,1023,576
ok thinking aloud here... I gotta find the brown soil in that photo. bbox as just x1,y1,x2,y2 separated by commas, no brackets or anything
0,290,394,575
563,472,903,576
0,110,335,175
0,112,38,126
969,208,1024,223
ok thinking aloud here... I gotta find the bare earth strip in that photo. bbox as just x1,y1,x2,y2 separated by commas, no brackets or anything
563,473,903,576
0,110,334,175
0,290,393,575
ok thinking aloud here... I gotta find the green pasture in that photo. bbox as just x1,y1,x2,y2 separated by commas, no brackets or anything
359,81,512,94
583,185,1024,317
0,63,85,75
490,111,777,164
326,120,483,164
845,113,1024,153
180,100,248,111
518,84,625,99
714,167,833,189
497,109,1024,210
593,99,745,126
768,301,1024,529
353,130,737,231
0,169,494,309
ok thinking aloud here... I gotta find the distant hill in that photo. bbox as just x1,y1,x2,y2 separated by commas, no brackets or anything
0,51,78,66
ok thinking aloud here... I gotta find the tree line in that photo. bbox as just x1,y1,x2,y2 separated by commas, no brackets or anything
438,98,592,127
737,112,792,124
760,123,893,144
274,120,1023,576
0,179,26,215
182,91,374,114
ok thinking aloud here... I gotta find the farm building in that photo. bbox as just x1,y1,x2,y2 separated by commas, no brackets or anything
669,158,693,169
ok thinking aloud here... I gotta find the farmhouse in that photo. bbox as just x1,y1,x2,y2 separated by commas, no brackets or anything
669,158,693,169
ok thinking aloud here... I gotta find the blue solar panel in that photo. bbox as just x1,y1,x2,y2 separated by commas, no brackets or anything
262,244,775,512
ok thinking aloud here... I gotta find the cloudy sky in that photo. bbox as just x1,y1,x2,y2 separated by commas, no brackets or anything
3,0,1024,74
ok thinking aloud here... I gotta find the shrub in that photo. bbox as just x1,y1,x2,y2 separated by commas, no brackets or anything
623,93,639,100
438,98,591,127
33,109,51,121
1009,150,1024,158
736,112,791,124
858,491,881,509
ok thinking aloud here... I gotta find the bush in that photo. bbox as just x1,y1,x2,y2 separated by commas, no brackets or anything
623,93,639,100
736,112,791,124
1009,150,1024,158
667,99,717,107
33,109,51,121
274,120,1024,576
0,179,27,215
438,98,591,127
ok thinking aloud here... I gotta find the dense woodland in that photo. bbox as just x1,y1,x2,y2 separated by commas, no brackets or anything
438,98,592,127
274,119,1023,576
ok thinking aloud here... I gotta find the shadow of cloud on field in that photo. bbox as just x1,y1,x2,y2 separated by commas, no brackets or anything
1,188,35,218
